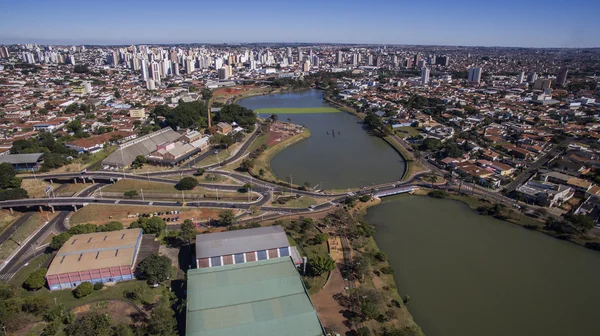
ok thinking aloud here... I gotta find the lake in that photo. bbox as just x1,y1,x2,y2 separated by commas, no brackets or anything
365,194,600,336
238,89,406,190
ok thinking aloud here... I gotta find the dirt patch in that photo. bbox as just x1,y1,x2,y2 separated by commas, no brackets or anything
70,205,224,226
311,259,351,335
73,300,144,325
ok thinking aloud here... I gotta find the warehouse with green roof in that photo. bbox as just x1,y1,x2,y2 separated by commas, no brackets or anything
186,257,325,336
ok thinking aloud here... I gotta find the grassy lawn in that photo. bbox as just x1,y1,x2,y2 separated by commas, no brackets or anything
10,253,51,287
101,179,246,199
17,279,160,310
394,126,422,138
254,107,341,114
250,128,310,185
247,132,269,154
271,195,317,208
21,179,52,198
83,146,117,169
281,220,329,294
0,213,52,262
103,179,177,193
383,135,425,179
0,210,20,235
54,183,91,196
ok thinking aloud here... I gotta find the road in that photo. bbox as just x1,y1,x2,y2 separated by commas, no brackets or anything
505,142,565,192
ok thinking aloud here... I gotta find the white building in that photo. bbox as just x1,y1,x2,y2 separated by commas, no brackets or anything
421,67,430,85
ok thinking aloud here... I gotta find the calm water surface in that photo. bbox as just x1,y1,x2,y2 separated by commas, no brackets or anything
366,194,600,336
238,89,406,189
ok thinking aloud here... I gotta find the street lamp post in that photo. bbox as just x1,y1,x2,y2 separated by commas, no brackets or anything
140,189,144,201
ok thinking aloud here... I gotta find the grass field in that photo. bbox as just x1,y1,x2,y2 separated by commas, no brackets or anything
255,107,341,114
394,126,422,138
21,179,52,198
284,226,329,294
0,210,20,234
271,195,317,209
247,132,269,154
101,179,245,199
69,204,224,226
10,253,51,287
0,213,52,262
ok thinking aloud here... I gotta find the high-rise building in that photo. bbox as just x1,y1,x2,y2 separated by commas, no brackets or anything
150,61,161,82
436,56,449,66
413,54,419,68
517,71,525,83
375,57,383,67
218,66,229,80
392,55,399,67
186,57,195,73
368,55,374,66
337,51,343,65
146,78,156,90
533,79,552,90
351,54,358,66
527,72,538,83
312,55,319,67
172,62,179,76
303,60,311,72
556,68,568,87
297,48,303,63
286,47,292,58
468,67,482,84
83,81,92,94
140,59,149,80
421,67,430,85
0,46,9,58
111,50,119,66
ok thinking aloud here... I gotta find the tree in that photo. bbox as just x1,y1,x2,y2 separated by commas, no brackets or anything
179,219,197,245
147,296,178,336
196,168,206,176
124,190,138,199
23,268,47,290
420,138,442,151
360,301,380,320
423,173,438,188
309,255,335,276
65,311,112,336
145,216,166,236
218,210,236,226
131,155,146,169
138,254,172,284
50,232,72,250
240,158,254,172
66,119,83,134
73,282,94,298
175,176,198,190
242,183,253,192
103,221,123,231
353,255,371,281
0,162,21,188
114,89,121,99
357,326,372,336
270,114,278,122
93,282,104,290
42,153,69,170
374,251,387,262
314,233,328,244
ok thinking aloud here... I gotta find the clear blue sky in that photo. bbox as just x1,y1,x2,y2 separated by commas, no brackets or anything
1,0,599,47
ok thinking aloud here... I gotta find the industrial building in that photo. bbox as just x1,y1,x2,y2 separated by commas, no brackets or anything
45,228,144,291
195,226,303,269
186,258,325,336
0,153,45,171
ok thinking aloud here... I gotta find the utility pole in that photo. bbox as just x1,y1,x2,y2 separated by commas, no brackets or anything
289,174,293,195
32,167,36,179
182,190,185,204
140,189,144,201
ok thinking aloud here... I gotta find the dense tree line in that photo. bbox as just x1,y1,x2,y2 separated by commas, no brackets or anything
213,104,258,130
152,101,209,129
0,163,28,201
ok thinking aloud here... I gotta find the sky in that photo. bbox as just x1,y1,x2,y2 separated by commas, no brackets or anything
1,0,599,48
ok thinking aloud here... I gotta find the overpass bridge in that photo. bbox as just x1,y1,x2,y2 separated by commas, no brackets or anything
374,186,419,198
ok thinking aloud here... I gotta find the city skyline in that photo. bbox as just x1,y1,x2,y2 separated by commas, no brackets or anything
1,0,599,48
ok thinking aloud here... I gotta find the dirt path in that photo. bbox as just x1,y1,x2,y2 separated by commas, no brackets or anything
311,236,350,335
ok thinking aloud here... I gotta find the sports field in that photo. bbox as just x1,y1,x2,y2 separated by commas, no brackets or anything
254,107,341,114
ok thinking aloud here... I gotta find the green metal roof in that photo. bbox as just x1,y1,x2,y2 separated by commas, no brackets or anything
186,258,325,336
